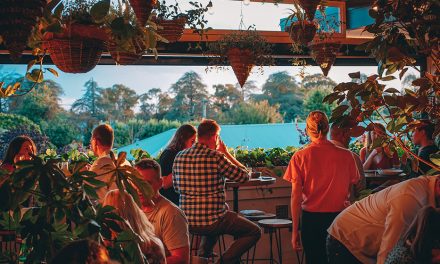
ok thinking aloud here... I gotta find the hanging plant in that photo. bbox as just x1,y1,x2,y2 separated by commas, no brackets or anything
309,40,340,76
153,0,208,43
207,27,274,87
0,0,46,62
107,2,160,65
33,0,111,73
284,3,318,46
128,0,157,26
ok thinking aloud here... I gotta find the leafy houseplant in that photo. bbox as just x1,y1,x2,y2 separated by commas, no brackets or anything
284,2,317,46
39,0,110,73
153,0,208,43
107,3,159,65
208,28,274,87
323,0,440,174
0,151,153,263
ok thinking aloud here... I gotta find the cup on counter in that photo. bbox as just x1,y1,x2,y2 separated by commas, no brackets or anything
251,171,262,179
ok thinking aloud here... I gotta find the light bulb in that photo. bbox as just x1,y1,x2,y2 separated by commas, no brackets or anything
244,0,251,5
207,0,214,15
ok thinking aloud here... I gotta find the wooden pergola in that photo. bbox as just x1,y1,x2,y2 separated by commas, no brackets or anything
0,0,427,68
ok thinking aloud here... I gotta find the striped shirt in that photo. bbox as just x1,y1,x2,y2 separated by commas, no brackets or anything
173,143,249,227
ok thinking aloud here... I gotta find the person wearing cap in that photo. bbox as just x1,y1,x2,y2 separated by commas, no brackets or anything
284,111,361,264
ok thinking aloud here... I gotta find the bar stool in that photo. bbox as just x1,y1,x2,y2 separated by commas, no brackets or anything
240,210,276,264
257,219,292,264
190,232,226,263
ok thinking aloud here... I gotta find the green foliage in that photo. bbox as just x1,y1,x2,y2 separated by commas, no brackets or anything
255,71,303,122
224,101,283,125
303,88,335,117
42,113,81,148
166,71,209,121
137,119,184,139
0,151,153,263
0,113,40,133
130,149,151,163
234,146,298,168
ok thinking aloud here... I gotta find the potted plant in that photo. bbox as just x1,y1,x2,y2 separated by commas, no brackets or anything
0,0,46,62
107,3,159,65
323,0,440,174
284,2,317,46
0,150,153,263
38,0,110,73
207,27,274,87
308,30,341,76
153,0,208,43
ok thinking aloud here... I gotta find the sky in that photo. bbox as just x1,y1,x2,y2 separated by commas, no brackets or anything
0,0,419,110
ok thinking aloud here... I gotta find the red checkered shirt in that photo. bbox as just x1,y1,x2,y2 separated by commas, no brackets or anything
172,143,249,227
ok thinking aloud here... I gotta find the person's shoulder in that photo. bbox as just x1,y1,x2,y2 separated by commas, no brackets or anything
158,197,187,221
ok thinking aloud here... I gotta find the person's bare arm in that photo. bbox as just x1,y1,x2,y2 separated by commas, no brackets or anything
167,247,190,264
363,148,380,170
218,139,246,169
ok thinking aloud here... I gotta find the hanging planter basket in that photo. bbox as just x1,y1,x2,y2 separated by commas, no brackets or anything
298,0,321,21
109,40,145,65
154,17,187,43
288,21,317,45
227,47,254,87
309,42,340,76
128,0,157,27
42,24,108,73
0,0,46,62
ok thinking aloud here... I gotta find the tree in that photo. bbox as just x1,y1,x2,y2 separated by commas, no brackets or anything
237,80,259,101
301,74,337,91
303,89,335,117
43,112,81,149
98,84,139,122
0,113,41,133
166,71,209,121
71,78,102,118
257,71,303,122
212,84,241,112
8,80,64,124
224,100,283,125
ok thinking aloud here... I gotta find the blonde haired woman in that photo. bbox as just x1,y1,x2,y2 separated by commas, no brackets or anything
103,190,167,264
284,111,361,264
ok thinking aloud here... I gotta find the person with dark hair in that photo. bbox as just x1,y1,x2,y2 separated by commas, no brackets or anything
1,135,37,173
135,159,190,264
89,124,131,202
173,119,260,264
408,120,439,176
50,239,111,264
385,206,440,264
327,175,440,264
159,124,196,205
285,111,360,264
360,123,400,170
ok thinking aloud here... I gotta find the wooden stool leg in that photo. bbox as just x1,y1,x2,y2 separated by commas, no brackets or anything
269,229,274,264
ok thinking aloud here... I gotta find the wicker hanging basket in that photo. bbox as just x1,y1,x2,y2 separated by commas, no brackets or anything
128,0,157,27
0,0,46,61
109,39,145,65
309,42,340,76
227,47,254,88
154,17,187,43
42,24,108,73
298,0,321,21
288,21,317,45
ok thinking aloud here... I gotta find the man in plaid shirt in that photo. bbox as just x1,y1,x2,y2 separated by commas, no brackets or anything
173,119,261,264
